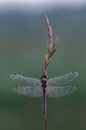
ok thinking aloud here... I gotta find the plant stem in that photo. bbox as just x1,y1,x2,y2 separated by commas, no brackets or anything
43,115,48,130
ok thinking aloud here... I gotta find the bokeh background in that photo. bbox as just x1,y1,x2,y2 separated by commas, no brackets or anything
0,0,86,130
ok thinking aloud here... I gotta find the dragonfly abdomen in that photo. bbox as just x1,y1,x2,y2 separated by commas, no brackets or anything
42,88,47,117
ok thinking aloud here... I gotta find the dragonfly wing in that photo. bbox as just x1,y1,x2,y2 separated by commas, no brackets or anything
13,85,42,97
10,73,41,86
46,85,77,97
48,71,78,86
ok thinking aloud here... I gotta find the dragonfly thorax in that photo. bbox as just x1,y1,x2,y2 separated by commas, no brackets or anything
40,75,48,88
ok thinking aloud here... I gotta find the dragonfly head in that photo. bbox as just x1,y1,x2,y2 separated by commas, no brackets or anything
40,75,48,88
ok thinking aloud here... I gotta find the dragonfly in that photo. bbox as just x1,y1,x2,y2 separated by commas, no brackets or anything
10,71,78,117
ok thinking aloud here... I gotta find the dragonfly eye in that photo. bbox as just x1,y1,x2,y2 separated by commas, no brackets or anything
40,75,48,82
41,78,46,82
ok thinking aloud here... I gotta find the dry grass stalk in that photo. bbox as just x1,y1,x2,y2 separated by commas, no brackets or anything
42,15,59,76
44,115,48,130
42,15,59,130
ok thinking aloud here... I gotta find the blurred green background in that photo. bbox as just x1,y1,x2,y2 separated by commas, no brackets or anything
0,7,86,130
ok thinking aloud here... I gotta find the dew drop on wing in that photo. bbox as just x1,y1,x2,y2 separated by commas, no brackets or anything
46,85,77,97
12,85,43,97
48,71,79,86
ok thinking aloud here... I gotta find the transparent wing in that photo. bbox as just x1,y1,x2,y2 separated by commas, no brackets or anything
46,85,77,97
48,71,78,86
10,73,41,86
13,85,42,97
